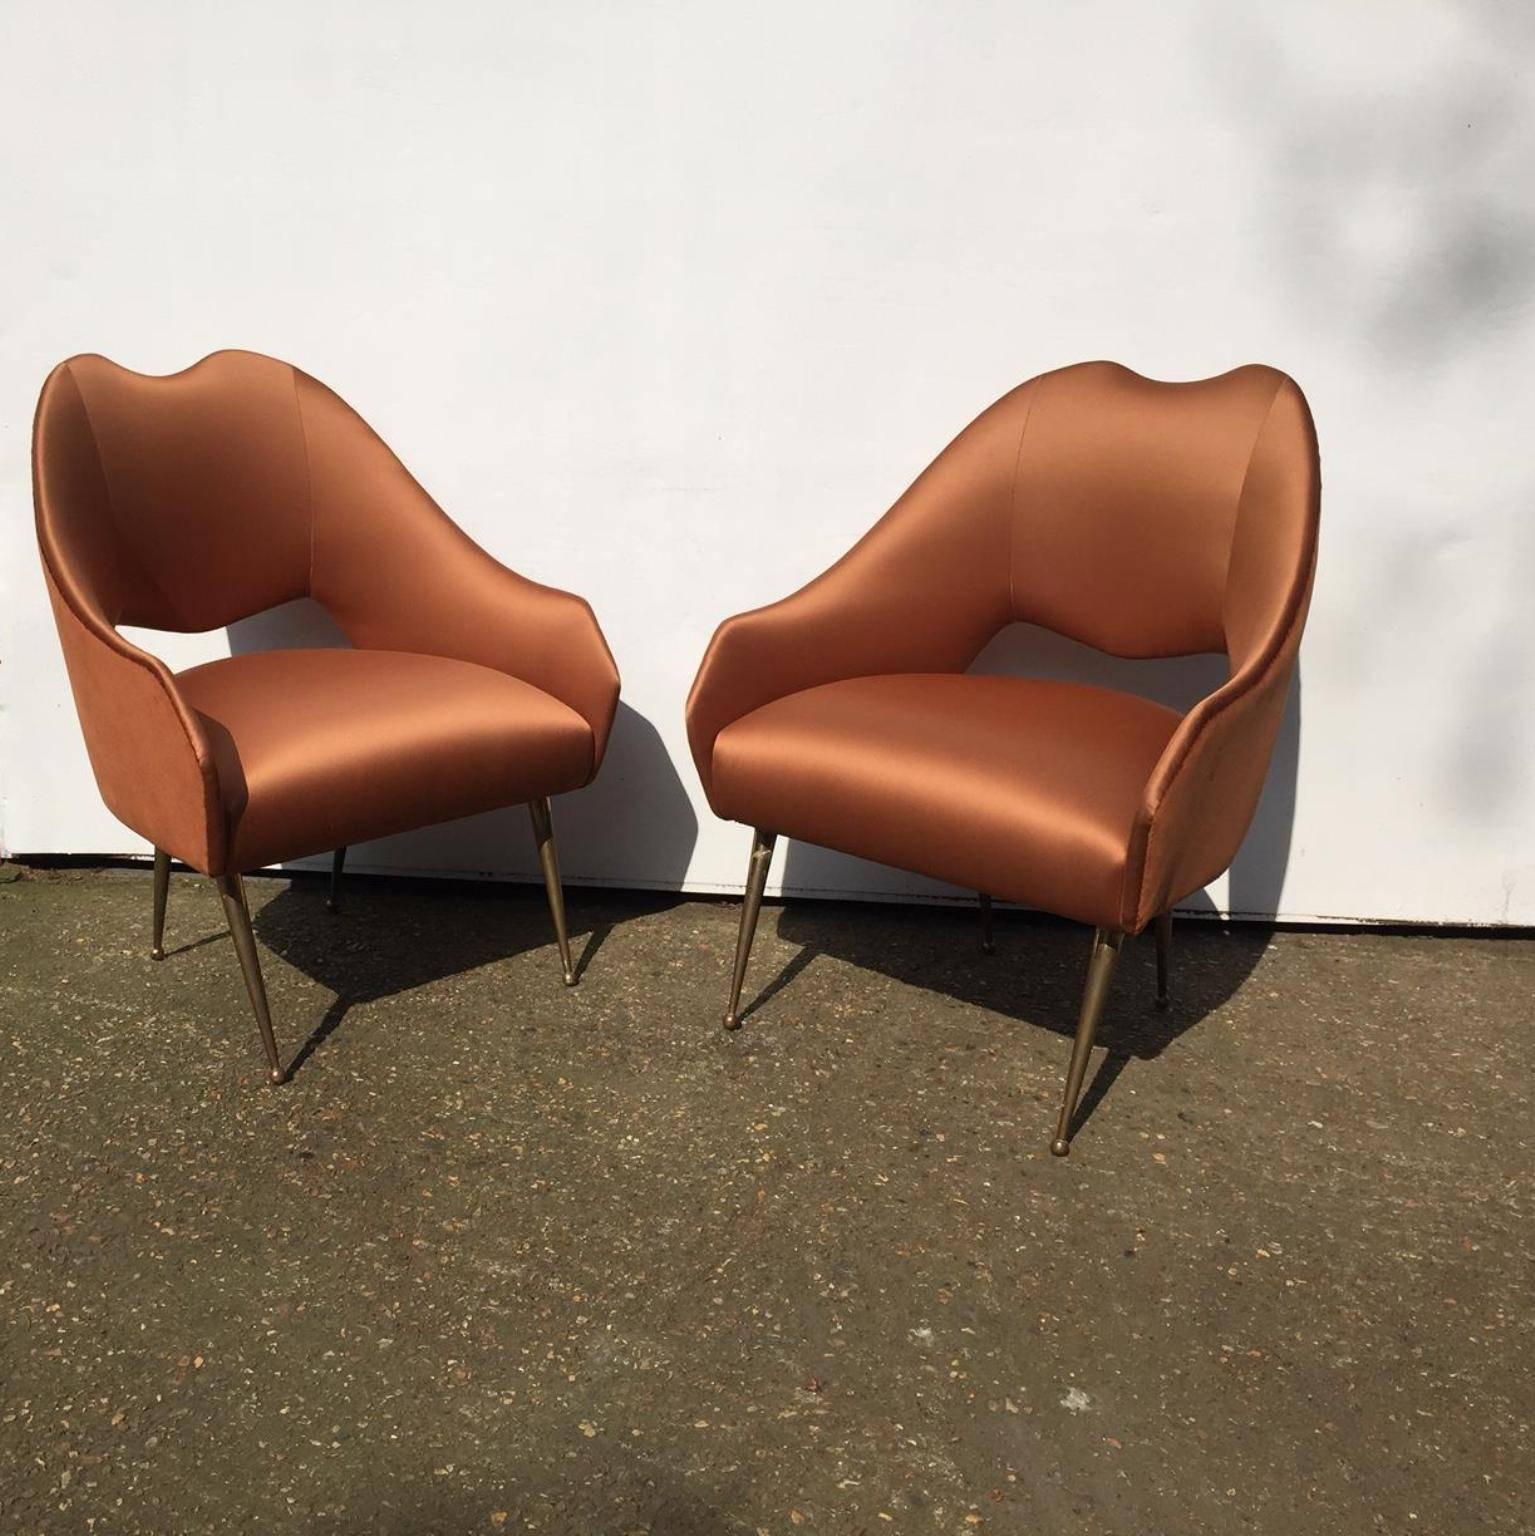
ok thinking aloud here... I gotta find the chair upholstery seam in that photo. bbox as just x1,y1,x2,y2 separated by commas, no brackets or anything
62,366,126,618
291,365,317,598
1006,377,1038,623
1218,373,1288,628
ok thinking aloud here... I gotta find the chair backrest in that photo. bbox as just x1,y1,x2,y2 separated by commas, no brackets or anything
34,350,311,632
1002,360,1317,665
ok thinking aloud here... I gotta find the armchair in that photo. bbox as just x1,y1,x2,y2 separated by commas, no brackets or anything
687,361,1319,1154
34,349,619,1083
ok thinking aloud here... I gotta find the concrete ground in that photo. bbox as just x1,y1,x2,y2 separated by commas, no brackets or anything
0,864,1530,1536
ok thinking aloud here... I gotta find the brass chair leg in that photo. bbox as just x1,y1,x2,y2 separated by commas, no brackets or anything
151,848,171,960
215,874,286,1085
1154,909,1173,1008
529,797,576,986
327,846,347,913
979,892,995,955
1050,927,1124,1157
723,828,777,1030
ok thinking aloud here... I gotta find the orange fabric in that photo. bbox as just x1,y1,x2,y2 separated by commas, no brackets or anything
688,361,1320,932
294,371,620,768
178,650,592,872
43,567,227,874
713,676,1181,927
34,349,619,875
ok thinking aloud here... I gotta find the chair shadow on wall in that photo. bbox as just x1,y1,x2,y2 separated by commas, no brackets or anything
748,624,1301,1142
219,600,698,1077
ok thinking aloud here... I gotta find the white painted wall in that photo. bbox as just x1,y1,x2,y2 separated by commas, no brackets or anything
2,0,1532,924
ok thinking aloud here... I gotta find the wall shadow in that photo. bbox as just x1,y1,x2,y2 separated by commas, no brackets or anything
227,595,351,652
1202,4,1535,852
1201,2,1535,370
753,623,1301,1138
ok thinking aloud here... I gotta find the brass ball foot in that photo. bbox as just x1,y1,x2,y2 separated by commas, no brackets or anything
981,941,995,956
325,900,339,914
722,1013,742,1031
151,946,165,962
1050,1138,1071,1158
269,1067,288,1086
562,970,577,988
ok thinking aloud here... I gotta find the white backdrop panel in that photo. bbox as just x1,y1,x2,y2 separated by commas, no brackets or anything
2,0,1532,923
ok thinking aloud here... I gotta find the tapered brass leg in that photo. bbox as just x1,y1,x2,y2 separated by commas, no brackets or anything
529,798,576,986
151,848,171,960
1050,927,1124,1157
979,893,995,955
723,829,777,1030
1154,909,1172,1009
215,874,285,1085
327,847,347,914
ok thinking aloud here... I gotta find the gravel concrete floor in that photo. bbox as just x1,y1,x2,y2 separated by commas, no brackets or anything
0,864,1531,1535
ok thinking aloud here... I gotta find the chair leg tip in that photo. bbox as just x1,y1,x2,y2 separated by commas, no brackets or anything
1050,1137,1071,1158
562,970,577,988
151,946,165,962
981,940,995,956
1155,992,1170,1010
268,1067,288,1086
722,1013,742,1032
325,900,339,914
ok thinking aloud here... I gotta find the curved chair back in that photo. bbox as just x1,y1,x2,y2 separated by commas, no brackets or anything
35,351,311,634
879,360,1318,670
1006,362,1314,664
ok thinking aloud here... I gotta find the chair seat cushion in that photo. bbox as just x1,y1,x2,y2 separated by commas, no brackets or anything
177,648,593,872
709,674,1182,929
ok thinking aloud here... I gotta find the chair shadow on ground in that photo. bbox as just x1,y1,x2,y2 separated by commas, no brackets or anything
249,873,681,1080
735,624,1302,1143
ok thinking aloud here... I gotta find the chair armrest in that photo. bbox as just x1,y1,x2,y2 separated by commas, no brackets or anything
1119,661,1293,932
1121,376,1319,932
297,371,620,774
41,566,226,873
686,386,1029,800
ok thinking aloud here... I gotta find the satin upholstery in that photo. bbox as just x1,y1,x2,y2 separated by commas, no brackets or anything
178,650,593,873
688,361,1320,933
714,676,1182,928
34,349,620,877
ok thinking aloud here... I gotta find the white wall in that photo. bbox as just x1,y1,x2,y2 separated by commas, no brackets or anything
3,0,1533,924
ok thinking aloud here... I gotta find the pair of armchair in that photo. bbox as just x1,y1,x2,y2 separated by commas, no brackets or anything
34,350,1317,1154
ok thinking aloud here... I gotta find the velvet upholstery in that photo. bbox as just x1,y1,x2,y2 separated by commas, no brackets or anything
688,361,1320,932
34,350,619,877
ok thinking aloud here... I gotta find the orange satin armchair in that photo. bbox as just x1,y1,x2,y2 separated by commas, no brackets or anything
688,362,1319,1155
34,349,619,1083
